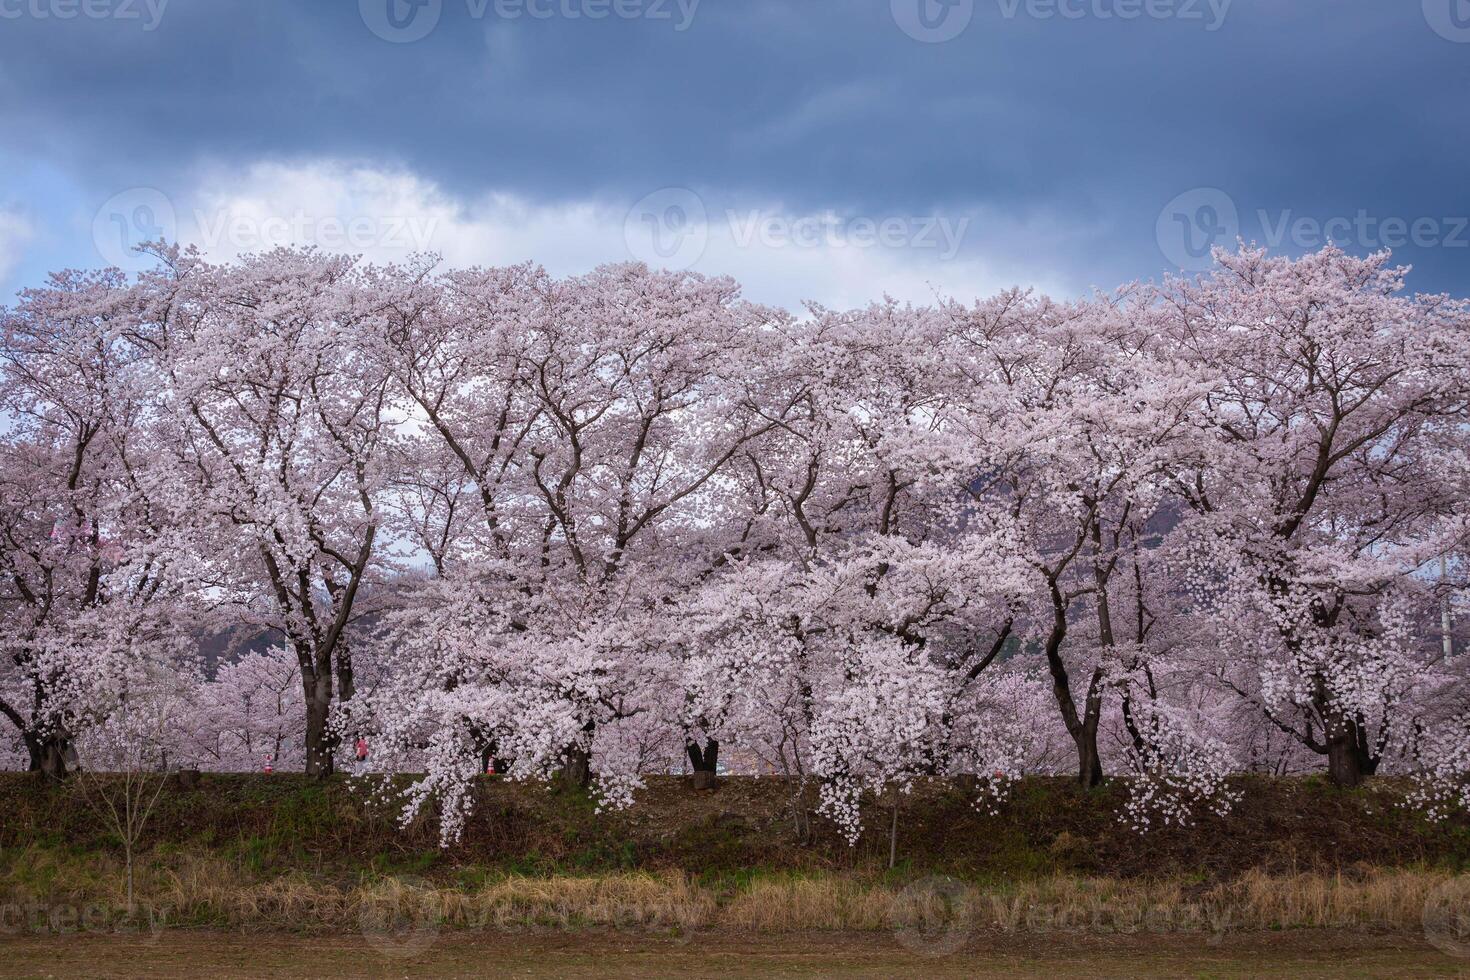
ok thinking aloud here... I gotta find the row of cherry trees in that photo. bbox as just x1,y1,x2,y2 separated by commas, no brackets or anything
2,243,1468,843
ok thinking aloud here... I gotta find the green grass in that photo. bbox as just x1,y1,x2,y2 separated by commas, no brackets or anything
2,772,1467,884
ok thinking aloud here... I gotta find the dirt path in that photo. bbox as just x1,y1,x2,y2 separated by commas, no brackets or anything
2,930,1469,979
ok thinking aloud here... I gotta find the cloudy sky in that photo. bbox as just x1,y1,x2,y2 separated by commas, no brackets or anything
1,0,1467,309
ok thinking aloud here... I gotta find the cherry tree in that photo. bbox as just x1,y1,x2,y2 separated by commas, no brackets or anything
142,247,400,776
669,533,1032,847
0,269,194,778
2,241,1465,832
181,646,305,771
358,263,798,839
667,301,1034,839
1157,245,1470,788
938,288,1208,787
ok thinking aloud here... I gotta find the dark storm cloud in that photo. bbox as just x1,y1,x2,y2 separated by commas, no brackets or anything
0,0,1466,296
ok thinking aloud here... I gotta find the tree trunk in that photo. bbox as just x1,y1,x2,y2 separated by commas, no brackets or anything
1317,690,1374,789
888,792,900,870
303,678,335,778
1120,694,1148,757
562,746,591,789
1074,729,1104,788
560,720,596,789
1353,716,1382,778
1326,730,1363,789
686,738,719,789
34,731,69,781
23,731,42,773
1040,579,1106,789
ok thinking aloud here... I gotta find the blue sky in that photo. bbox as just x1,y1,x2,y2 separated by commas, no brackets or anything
1,0,1467,309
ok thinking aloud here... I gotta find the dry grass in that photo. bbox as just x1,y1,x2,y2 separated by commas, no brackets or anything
718,869,1453,934
3,844,1463,936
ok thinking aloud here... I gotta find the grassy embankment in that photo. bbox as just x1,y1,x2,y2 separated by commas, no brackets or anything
3,773,1469,935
